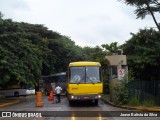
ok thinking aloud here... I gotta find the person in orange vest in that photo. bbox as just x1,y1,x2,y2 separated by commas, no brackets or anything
55,85,62,103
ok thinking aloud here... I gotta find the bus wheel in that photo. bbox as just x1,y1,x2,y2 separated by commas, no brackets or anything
14,92,19,97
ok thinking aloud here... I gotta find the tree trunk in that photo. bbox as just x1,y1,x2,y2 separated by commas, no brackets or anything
146,3,160,32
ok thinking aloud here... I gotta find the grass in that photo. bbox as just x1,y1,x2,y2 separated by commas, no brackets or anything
128,96,157,107
102,94,109,102
142,99,156,107
128,96,141,106
103,94,158,108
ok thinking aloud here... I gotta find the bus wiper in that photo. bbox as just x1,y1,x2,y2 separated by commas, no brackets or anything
76,77,95,84
86,77,95,84
77,79,84,84
76,79,82,84
77,76,86,84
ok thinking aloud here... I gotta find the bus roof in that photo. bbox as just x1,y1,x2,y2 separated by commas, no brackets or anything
69,61,101,67
42,72,66,78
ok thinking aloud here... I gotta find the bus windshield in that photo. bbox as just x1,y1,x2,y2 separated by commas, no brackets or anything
69,66,101,84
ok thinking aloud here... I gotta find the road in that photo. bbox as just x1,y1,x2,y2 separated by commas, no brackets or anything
0,96,159,120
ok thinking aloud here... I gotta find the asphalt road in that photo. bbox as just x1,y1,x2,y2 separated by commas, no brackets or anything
0,96,159,120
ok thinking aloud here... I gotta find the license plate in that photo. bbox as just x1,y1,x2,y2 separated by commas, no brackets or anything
83,96,89,99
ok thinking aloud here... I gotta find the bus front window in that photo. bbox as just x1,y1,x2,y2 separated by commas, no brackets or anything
70,67,85,83
69,66,101,84
86,67,101,83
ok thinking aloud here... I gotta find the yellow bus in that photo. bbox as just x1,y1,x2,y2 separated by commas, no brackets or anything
67,61,103,105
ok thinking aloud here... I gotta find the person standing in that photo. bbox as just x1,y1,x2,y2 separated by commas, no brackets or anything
55,85,62,103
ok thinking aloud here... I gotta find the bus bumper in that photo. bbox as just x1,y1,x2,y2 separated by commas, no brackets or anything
68,94,102,101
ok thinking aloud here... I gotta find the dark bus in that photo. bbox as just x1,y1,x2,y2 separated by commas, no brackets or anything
41,72,67,95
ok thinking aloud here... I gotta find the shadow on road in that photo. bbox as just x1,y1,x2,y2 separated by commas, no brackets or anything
69,101,99,107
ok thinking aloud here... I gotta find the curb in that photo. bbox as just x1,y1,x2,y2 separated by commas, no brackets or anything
102,99,160,112
0,99,20,108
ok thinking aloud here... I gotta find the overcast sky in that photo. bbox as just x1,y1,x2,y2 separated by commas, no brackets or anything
0,0,158,47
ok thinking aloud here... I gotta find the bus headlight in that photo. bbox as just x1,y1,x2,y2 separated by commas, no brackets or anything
71,95,74,99
98,95,101,98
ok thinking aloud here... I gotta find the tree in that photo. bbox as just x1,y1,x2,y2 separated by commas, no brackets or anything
0,12,3,19
102,42,120,54
119,0,160,31
0,16,48,85
44,36,84,74
0,33,43,85
122,28,160,80
0,12,115,87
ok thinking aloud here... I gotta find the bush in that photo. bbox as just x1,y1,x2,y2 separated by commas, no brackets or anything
102,94,109,101
113,82,128,105
128,96,140,106
111,71,135,105
103,82,109,94
142,99,156,107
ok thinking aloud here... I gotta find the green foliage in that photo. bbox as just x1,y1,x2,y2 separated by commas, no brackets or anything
113,81,128,105
103,82,109,94
0,12,111,87
122,28,160,80
0,33,42,85
0,13,87,85
119,0,160,31
45,36,84,74
128,96,141,106
112,70,135,105
123,70,135,83
128,97,156,107
102,94,109,101
142,99,156,107
102,42,119,55
119,0,160,19
0,12,3,19
0,16,50,85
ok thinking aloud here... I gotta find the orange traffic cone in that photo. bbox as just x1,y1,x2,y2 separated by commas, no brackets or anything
36,91,44,107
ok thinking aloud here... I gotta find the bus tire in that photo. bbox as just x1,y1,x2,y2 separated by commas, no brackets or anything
14,92,19,97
